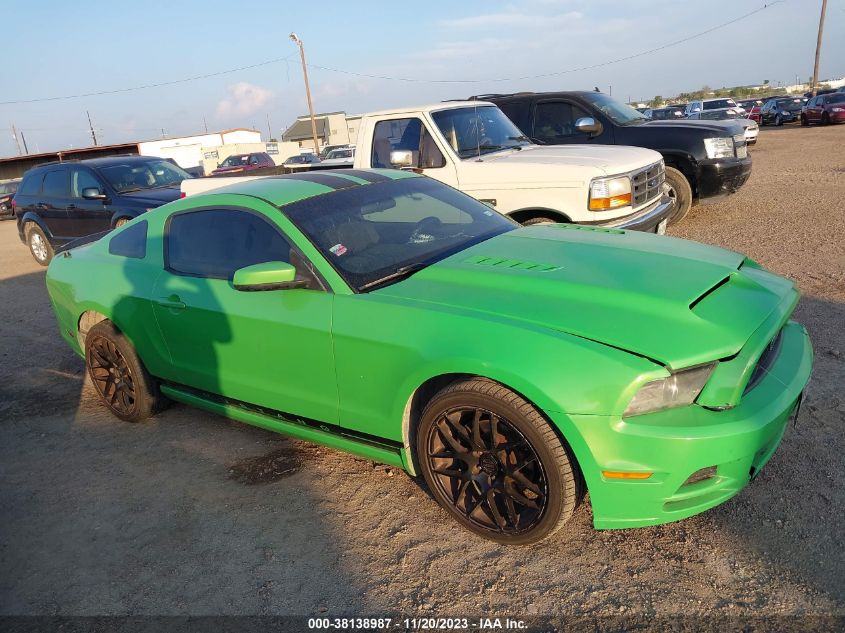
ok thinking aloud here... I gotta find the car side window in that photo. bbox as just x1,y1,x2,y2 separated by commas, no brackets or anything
109,220,147,259
42,169,69,198
166,209,295,281
70,168,102,198
533,101,591,142
371,118,445,169
18,174,42,196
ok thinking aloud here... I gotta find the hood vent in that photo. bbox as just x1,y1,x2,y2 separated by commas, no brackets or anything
464,255,560,272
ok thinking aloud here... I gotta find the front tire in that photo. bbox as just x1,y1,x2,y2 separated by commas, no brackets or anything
664,166,693,225
26,224,53,266
416,378,581,545
521,216,559,226
85,321,164,422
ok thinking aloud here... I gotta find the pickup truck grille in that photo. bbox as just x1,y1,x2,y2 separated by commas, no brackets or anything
631,161,665,208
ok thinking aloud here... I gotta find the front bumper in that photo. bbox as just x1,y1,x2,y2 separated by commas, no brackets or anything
589,195,674,234
697,156,752,199
555,320,812,529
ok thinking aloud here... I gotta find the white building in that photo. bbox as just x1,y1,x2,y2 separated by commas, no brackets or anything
138,128,262,172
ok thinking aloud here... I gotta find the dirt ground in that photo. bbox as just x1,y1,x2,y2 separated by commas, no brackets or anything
1,125,843,626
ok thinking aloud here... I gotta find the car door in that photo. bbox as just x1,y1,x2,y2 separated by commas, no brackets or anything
37,168,73,238
67,166,113,236
530,99,611,145
151,205,338,424
369,117,459,189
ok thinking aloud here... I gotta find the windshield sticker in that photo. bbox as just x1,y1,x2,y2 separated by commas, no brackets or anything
330,243,348,257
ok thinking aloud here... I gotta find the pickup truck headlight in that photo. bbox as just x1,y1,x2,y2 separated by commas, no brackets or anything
589,176,631,211
623,363,716,417
703,137,735,159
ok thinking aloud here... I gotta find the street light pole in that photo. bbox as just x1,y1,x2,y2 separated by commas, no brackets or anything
811,0,828,98
290,33,321,155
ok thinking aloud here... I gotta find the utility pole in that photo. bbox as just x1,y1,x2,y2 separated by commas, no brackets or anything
20,130,29,154
203,116,208,133
266,113,273,140
811,0,828,97
87,110,98,146
289,33,321,154
10,125,22,155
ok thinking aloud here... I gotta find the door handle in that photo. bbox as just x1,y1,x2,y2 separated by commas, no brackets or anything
156,295,186,310
67,204,77,210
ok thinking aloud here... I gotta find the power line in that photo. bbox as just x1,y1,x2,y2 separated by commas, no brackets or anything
0,1,786,105
0,54,297,106
306,1,787,84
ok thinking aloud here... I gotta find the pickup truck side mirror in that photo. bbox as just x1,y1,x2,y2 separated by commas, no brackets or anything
82,187,107,200
389,149,418,169
574,117,602,136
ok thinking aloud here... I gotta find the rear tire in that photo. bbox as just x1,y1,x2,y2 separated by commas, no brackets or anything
85,321,164,422
664,167,693,225
521,216,559,226
26,224,53,266
822,113,830,126
416,377,582,545
114,217,130,228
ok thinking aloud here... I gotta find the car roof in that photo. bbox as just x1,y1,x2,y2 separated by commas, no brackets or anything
27,154,168,172
189,169,420,207
364,101,494,117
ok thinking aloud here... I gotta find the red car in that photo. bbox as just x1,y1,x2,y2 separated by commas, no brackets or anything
736,99,763,124
211,152,275,176
801,93,845,126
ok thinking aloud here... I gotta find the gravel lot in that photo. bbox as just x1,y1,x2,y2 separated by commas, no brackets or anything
1,125,843,626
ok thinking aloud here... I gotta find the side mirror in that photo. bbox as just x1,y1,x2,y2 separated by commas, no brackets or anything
389,149,417,169
574,117,602,136
82,187,107,200
233,261,306,291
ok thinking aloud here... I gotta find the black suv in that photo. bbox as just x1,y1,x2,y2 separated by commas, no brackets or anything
14,155,191,264
473,91,752,224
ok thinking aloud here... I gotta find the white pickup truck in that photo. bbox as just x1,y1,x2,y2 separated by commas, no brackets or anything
183,101,674,232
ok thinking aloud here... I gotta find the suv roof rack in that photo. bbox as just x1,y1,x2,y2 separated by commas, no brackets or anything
468,92,536,100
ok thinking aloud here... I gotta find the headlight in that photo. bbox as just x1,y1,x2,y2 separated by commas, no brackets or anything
589,175,631,211
623,363,716,417
703,137,734,159
781,111,789,115
832,107,844,112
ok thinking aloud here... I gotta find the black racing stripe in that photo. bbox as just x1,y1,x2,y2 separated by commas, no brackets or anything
342,169,394,183
276,172,361,190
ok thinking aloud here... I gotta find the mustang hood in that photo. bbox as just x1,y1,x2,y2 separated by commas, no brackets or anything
379,226,796,368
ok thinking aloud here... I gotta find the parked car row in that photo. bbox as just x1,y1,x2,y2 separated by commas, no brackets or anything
0,178,21,219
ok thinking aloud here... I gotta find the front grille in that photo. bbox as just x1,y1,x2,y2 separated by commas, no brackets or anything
743,329,784,395
631,161,665,208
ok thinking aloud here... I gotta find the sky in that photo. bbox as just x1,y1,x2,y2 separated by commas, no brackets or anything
1,0,843,158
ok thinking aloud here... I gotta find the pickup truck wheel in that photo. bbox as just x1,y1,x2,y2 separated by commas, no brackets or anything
416,378,582,545
664,167,693,225
521,216,558,226
85,321,164,422
26,224,53,266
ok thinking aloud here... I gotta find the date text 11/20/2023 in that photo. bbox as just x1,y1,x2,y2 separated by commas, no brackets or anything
307,617,528,630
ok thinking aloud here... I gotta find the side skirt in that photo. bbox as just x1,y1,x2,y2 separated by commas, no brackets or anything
160,383,406,470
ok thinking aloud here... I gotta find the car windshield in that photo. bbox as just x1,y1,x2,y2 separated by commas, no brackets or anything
704,99,737,110
220,154,249,167
98,159,191,193
0,182,18,194
652,108,684,120
287,155,313,164
431,106,530,158
776,99,803,110
579,93,647,125
283,176,516,291
326,149,353,159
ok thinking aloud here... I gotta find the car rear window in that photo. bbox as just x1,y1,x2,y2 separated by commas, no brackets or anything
17,173,43,196
42,170,69,198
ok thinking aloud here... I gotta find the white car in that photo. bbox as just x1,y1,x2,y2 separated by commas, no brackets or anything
685,98,745,116
687,108,758,145
320,147,356,166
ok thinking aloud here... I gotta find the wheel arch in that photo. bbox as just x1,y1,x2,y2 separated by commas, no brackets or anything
400,371,591,491
77,309,110,350
19,212,53,241
661,153,698,195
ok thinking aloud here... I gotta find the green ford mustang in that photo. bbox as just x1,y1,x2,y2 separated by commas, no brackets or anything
45,168,813,544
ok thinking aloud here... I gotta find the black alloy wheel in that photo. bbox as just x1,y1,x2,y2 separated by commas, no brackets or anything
417,378,581,544
84,320,165,422
87,334,137,418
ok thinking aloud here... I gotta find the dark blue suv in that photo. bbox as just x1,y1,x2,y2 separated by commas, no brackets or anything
14,155,191,264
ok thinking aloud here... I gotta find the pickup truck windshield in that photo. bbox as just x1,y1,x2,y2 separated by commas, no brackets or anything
431,106,530,158
283,176,516,291
99,160,191,193
580,93,647,126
